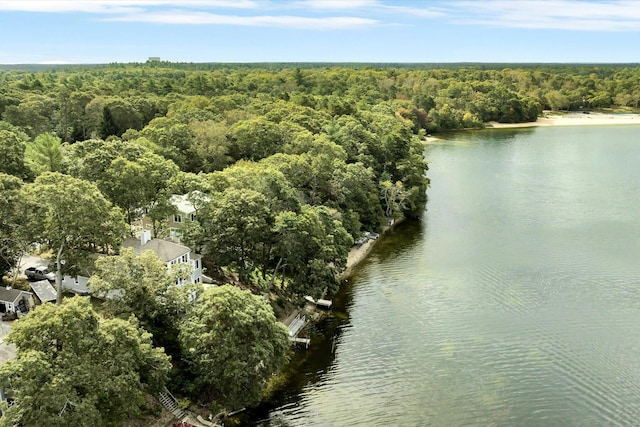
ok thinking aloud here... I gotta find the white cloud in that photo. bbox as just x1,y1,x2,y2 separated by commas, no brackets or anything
0,1,257,13
296,0,444,17
379,5,444,18
0,0,445,30
452,0,640,31
297,0,380,9
107,10,378,29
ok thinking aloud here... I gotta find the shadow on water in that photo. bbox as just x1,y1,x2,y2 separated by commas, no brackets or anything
432,127,537,147
238,219,425,426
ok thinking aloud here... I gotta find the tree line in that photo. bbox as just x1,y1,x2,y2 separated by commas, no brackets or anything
0,62,431,425
2,62,638,424
1,64,639,143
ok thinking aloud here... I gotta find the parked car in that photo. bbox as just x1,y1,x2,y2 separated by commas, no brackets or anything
354,236,368,246
24,266,55,281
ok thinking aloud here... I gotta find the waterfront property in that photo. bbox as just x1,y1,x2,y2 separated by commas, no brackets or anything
62,230,203,295
123,230,203,285
256,125,640,426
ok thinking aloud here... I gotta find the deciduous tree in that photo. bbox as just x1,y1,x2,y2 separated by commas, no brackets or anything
22,172,127,303
201,188,273,281
89,248,199,350
0,174,26,278
0,297,171,427
0,128,27,178
179,286,289,410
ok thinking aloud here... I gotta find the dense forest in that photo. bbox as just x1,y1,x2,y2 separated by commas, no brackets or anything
1,63,639,425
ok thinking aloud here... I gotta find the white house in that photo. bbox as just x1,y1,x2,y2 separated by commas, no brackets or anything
122,230,203,285
0,288,34,314
61,254,105,296
62,230,203,295
166,192,208,243
139,192,208,243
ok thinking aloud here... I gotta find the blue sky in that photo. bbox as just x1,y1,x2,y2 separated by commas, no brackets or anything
0,0,639,64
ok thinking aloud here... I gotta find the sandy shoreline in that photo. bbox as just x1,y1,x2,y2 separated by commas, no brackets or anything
342,239,375,278
487,112,640,129
353,113,640,272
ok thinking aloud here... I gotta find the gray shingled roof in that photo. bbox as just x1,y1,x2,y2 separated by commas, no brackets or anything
0,288,31,304
124,238,190,263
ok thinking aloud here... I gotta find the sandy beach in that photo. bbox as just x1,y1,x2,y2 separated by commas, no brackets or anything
487,112,640,129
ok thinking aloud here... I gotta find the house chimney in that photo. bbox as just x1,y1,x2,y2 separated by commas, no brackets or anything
141,229,152,245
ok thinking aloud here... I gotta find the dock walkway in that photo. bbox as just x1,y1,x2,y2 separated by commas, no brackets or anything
283,311,311,348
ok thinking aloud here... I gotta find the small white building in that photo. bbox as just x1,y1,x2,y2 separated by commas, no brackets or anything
30,280,57,304
0,288,34,314
62,254,105,296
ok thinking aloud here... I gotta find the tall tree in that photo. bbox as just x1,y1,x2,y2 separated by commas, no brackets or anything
0,297,171,427
201,188,273,281
188,119,232,172
179,285,289,410
88,248,199,351
100,151,179,224
24,132,63,176
22,172,127,303
0,128,27,178
228,117,290,162
0,173,26,278
273,205,352,298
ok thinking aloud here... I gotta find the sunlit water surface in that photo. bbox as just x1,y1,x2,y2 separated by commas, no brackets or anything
247,125,640,426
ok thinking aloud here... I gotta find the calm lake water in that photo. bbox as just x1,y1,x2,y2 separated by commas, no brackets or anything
247,125,640,426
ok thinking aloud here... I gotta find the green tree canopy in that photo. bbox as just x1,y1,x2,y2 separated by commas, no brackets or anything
0,128,27,179
228,117,291,162
24,132,63,176
22,172,127,303
64,138,179,225
0,173,26,278
88,247,200,351
179,285,289,410
200,187,273,281
273,204,352,298
0,297,171,427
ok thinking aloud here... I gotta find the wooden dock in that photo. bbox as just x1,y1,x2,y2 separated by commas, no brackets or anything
284,312,311,348
289,337,311,348
287,313,306,337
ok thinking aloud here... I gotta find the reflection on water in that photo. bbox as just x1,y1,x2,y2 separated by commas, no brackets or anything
246,125,640,426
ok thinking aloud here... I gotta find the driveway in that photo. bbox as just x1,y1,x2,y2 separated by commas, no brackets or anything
18,254,49,271
16,253,50,278
0,321,16,363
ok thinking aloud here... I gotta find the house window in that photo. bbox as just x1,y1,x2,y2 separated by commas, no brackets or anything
195,278,200,283
195,260,199,269
190,213,196,221
181,254,188,263
173,214,182,223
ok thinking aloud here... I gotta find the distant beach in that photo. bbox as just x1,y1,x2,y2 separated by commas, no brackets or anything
487,112,640,129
